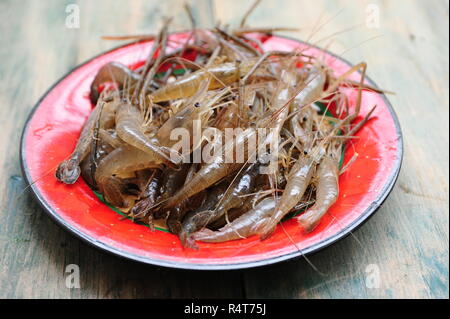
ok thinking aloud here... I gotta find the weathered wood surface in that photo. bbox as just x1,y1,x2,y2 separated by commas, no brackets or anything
0,0,448,298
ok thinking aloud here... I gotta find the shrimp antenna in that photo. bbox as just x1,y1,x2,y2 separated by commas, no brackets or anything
12,162,65,206
280,222,327,276
240,0,263,27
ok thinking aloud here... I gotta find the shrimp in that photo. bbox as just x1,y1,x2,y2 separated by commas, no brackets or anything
258,98,363,238
193,197,278,243
162,164,198,233
213,102,241,131
294,105,375,231
149,59,258,102
289,104,314,149
115,102,180,165
290,67,326,149
209,162,260,222
94,145,164,208
97,129,122,149
151,164,192,219
53,10,385,246
258,153,317,239
55,100,105,184
206,201,253,230
178,183,228,248
129,170,162,223
296,157,339,232
166,191,206,235
159,127,257,211
99,98,120,130
155,84,227,148
163,71,291,211
179,162,260,246
79,138,115,189
90,62,140,104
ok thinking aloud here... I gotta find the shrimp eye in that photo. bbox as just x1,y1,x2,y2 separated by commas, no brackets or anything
194,102,200,107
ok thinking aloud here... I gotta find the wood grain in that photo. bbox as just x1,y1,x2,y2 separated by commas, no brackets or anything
0,0,448,298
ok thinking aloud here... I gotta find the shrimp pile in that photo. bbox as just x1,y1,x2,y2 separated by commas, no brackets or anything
55,4,379,249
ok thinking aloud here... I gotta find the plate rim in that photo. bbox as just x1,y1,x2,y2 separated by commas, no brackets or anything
20,33,404,270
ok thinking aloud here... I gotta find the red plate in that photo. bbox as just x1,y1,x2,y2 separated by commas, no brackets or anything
20,33,403,270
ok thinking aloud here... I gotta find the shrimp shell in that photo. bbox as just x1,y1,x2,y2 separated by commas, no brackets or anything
115,102,180,165
149,59,257,102
297,157,339,232
159,127,257,210
90,62,140,104
193,198,278,243
55,102,103,184
258,154,316,239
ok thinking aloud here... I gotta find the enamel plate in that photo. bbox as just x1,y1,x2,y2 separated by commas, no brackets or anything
20,33,403,270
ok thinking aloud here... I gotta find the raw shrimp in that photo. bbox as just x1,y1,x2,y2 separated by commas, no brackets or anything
150,164,193,219
90,62,140,104
97,129,122,149
80,139,115,189
193,197,278,243
213,102,241,131
55,101,104,184
115,102,180,165
166,191,206,235
129,170,162,223
297,157,339,232
258,153,317,239
179,162,260,246
159,127,257,211
95,145,164,208
149,59,258,102
207,200,253,230
209,162,260,222
155,83,227,148
290,67,326,149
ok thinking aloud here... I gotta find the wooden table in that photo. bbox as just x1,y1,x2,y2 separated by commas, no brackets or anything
0,0,448,299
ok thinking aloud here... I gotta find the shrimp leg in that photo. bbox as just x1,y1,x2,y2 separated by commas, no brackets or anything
296,157,339,232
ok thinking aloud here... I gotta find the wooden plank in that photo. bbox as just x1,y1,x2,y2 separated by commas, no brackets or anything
213,0,449,299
